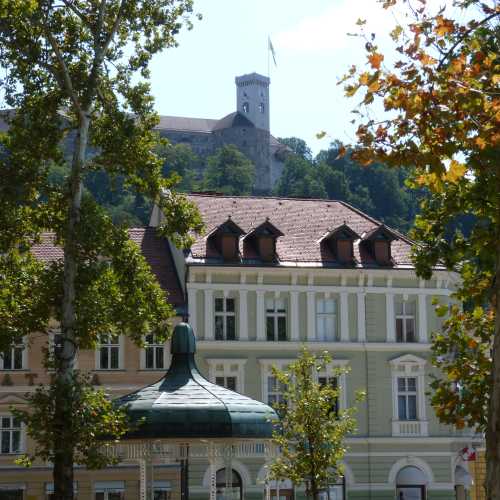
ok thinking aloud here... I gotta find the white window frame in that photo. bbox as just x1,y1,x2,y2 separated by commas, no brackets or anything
397,376,418,421
395,296,417,343
95,334,123,370
140,334,169,370
265,296,288,342
315,360,349,411
316,296,338,342
0,414,23,454
0,337,27,371
389,355,428,436
94,481,125,500
259,359,292,406
214,295,237,341
207,358,247,393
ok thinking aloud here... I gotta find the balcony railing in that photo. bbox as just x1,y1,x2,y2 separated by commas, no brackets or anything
392,420,429,437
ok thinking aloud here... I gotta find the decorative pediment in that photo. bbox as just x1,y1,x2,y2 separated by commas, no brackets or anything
0,393,28,405
389,354,427,374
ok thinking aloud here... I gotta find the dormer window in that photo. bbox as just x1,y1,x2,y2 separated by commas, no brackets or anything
361,225,397,266
207,218,245,262
244,219,283,263
321,224,359,265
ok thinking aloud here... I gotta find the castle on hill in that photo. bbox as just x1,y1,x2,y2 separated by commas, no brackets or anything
154,72,287,193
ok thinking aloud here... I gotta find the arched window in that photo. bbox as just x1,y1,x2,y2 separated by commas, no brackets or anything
259,102,265,113
242,102,249,113
454,465,472,500
216,468,242,500
396,466,427,500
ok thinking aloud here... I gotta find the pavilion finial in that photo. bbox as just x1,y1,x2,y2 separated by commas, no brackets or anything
171,322,196,354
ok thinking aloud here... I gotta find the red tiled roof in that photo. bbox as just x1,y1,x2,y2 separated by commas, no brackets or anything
187,194,414,268
32,228,185,308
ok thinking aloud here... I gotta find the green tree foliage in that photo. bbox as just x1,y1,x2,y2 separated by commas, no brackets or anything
158,141,200,192
278,136,313,161
342,0,499,496
13,372,129,470
0,2,204,498
274,154,327,199
274,140,419,233
202,144,255,195
269,348,363,499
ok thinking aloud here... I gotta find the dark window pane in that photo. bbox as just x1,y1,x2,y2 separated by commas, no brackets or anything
215,316,224,340
226,377,237,391
266,317,275,341
95,494,105,500
216,377,225,387
145,347,154,369
408,395,417,420
100,347,108,369
396,319,403,342
226,299,235,312
12,431,20,452
398,395,407,420
278,317,287,341
406,319,416,342
110,346,119,369
1,417,9,428
155,347,164,369
215,298,224,312
109,493,123,500
14,348,22,369
226,317,236,340
398,378,406,392
407,378,417,392
3,350,12,369
1,431,10,453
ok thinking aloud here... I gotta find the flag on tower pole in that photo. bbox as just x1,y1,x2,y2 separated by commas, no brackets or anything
268,36,277,67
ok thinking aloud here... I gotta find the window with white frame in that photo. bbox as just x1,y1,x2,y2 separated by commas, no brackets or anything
266,298,287,341
260,361,289,408
390,355,428,436
0,415,22,454
267,375,287,408
317,361,348,415
143,334,166,370
207,359,246,393
0,338,25,370
94,481,125,500
395,299,416,343
316,298,338,341
397,377,418,421
215,297,236,340
97,334,121,370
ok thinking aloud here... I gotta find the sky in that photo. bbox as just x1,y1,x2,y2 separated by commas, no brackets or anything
149,0,460,155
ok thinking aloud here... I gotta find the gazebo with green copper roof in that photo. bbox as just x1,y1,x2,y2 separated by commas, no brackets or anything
110,322,279,500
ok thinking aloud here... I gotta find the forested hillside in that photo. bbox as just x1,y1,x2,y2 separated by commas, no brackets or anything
63,137,422,234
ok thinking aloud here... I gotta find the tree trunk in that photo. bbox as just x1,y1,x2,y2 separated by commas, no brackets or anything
53,114,89,500
486,202,500,500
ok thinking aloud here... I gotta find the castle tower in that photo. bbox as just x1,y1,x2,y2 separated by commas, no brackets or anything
235,73,270,131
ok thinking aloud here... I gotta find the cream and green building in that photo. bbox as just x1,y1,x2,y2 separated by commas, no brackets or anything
0,193,482,499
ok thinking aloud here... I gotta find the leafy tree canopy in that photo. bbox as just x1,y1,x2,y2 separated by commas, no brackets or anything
0,1,204,498
202,144,255,195
342,0,499,496
269,348,363,499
